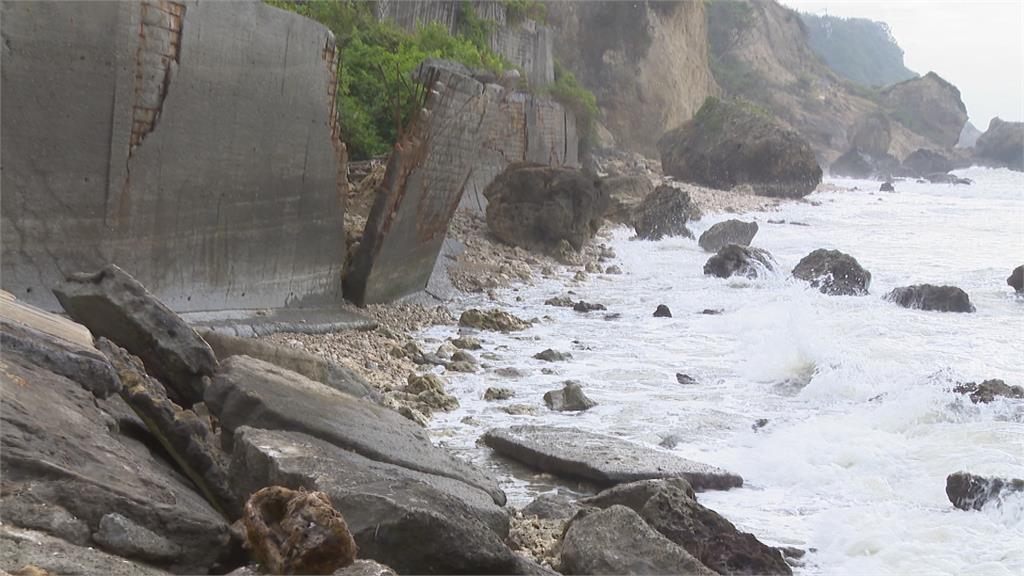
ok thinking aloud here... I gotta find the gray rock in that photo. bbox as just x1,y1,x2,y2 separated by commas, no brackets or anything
459,308,531,332
1,351,229,573
1008,265,1023,293
543,381,597,411
698,220,758,253
451,335,482,350
676,373,698,385
0,317,121,399
952,379,1024,403
484,387,515,401
495,367,526,378
230,427,518,574
599,174,655,224
885,284,976,312
573,301,607,312
545,295,575,307
633,185,701,241
792,249,871,296
704,245,776,279
521,493,583,520
205,355,505,505
93,513,181,563
335,559,399,576
0,525,171,576
53,264,217,406
451,349,478,364
880,181,895,192
199,330,377,401
534,349,572,362
500,404,539,416
654,304,672,317
581,478,695,511
946,471,1024,511
482,426,743,491
560,505,714,575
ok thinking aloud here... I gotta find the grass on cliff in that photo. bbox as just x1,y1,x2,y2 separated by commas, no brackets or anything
543,61,600,152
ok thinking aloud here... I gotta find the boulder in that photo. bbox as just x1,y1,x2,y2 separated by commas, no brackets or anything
885,284,975,312
92,513,182,564
946,472,1024,511
829,148,899,180
482,426,742,491
573,301,607,313
952,379,1024,403
633,185,701,240
704,245,776,279
97,338,239,520
0,525,171,576
659,97,822,198
484,163,608,253
484,387,515,401
545,295,575,307
654,304,672,318
900,148,952,176
600,174,655,224
543,381,598,412
451,335,482,350
52,264,217,406
1008,265,1023,293
243,486,356,575
676,373,698,385
974,117,1024,171
230,427,517,574
560,505,714,575
581,478,695,511
522,493,584,520
698,220,758,253
199,330,377,401
791,249,872,295
880,181,895,192
459,309,531,332
534,349,573,362
205,355,505,505
1,351,229,573
880,72,968,148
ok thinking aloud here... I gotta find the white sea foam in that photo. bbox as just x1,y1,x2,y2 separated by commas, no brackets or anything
424,166,1024,574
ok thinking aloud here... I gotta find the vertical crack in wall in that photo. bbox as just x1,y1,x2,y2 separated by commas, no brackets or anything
129,0,184,154
323,34,348,205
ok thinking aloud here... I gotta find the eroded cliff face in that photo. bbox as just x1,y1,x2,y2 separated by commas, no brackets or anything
881,72,968,149
546,1,719,155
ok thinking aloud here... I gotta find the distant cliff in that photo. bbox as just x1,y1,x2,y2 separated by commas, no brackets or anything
800,13,917,88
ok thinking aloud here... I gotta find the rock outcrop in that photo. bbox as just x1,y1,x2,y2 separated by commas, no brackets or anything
600,175,655,225
484,163,608,253
1009,265,1024,293
946,472,1024,511
791,249,871,295
482,425,742,490
698,220,758,253
880,72,968,149
952,379,1024,404
704,245,776,279
53,264,218,406
659,98,822,198
633,185,701,240
0,525,171,576
974,118,1024,171
885,284,975,313
459,309,531,332
900,148,952,177
543,381,598,411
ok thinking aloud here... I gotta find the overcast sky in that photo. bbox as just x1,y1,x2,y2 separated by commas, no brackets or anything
781,0,1024,129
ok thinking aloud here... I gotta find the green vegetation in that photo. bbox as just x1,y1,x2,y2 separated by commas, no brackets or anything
543,61,600,151
706,0,754,57
800,13,916,88
504,0,547,25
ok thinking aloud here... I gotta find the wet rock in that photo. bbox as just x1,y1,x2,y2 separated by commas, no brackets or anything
880,181,895,192
205,355,505,505
791,249,872,296
495,367,526,378
482,426,743,491
97,338,239,519
459,309,531,332
654,304,673,318
0,317,121,399
698,220,759,253
435,342,457,360
573,301,607,313
752,418,770,431
451,350,478,365
451,335,482,350
543,381,598,412
545,295,575,307
600,174,655,224
1008,265,1024,293
560,505,714,575
581,478,696,511
573,270,588,282
701,309,723,315
243,486,356,575
885,284,976,312
585,262,602,273
53,264,217,406
946,471,1024,511
659,435,681,449
484,163,609,253
0,525,170,576
534,349,573,362
335,559,398,576
633,185,701,240
604,313,622,321
447,360,477,374
659,97,822,198
93,513,181,563
500,404,539,416
952,379,1024,403
1,351,229,573
829,147,899,180
606,265,623,274
704,245,776,279
676,373,698,385
199,330,377,401
484,387,515,401
974,117,1024,171
522,493,583,520
901,148,952,177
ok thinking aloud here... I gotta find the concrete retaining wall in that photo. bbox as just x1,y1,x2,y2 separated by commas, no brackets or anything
1,0,346,312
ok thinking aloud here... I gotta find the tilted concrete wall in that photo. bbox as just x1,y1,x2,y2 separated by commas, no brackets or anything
2,0,346,312
344,65,578,306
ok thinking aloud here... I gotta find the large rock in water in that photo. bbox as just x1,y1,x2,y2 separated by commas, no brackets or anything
698,220,758,253
560,505,714,576
829,148,899,180
230,427,518,574
633,185,701,240
900,148,952,177
704,245,776,279
946,472,1024,511
482,425,742,491
1009,265,1024,293
543,381,598,412
658,97,822,198
791,249,871,295
599,174,655,224
53,264,218,406
582,479,792,575
973,117,1024,171
205,355,505,505
484,163,608,252
952,379,1024,404
0,349,229,573
885,284,975,312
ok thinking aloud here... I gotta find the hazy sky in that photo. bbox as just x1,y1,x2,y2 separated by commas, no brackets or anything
781,0,1024,129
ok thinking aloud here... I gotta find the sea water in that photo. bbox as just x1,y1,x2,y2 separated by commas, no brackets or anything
423,166,1024,575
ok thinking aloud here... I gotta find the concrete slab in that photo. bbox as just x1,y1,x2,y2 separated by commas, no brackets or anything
182,306,377,337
